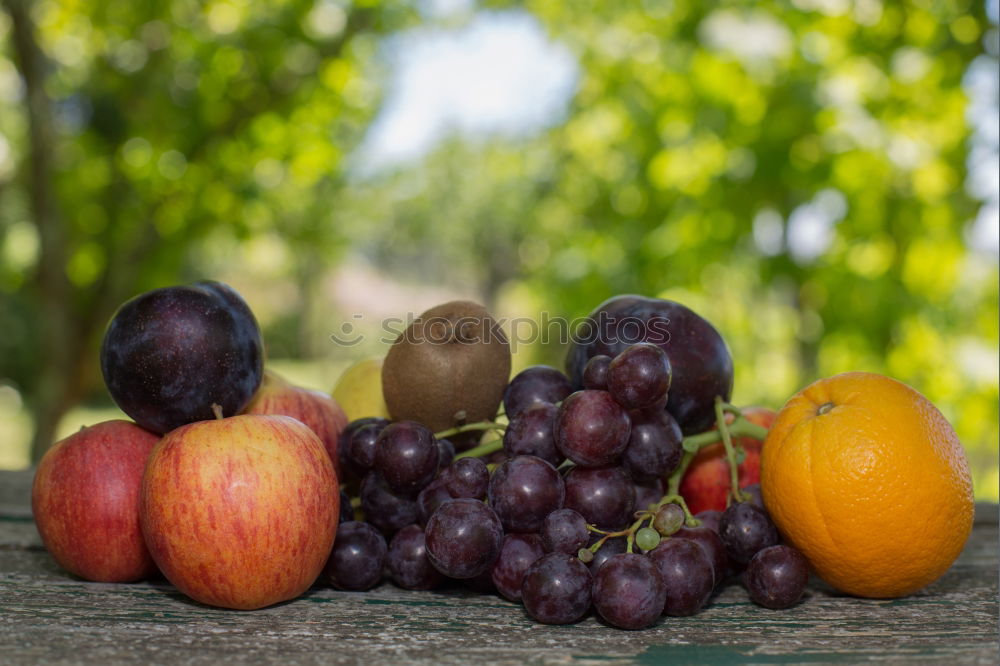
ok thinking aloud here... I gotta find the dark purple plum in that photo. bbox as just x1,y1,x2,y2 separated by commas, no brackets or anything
100,281,264,434
502,366,573,419
565,295,734,434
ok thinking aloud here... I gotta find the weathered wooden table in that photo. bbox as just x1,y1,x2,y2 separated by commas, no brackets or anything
1,470,997,665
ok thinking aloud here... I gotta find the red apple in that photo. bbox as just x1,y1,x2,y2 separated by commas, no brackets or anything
140,414,339,610
678,406,776,515
244,372,348,478
32,420,160,582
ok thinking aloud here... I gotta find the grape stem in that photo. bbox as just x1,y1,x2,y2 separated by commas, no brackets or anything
715,397,750,505
650,493,700,527
454,438,504,460
585,516,650,554
434,421,506,440
665,407,768,496
581,494,700,559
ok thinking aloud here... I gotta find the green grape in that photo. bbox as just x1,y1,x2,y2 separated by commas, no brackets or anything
653,503,685,536
635,527,661,551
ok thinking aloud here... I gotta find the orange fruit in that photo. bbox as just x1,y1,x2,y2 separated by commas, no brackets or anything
760,371,974,598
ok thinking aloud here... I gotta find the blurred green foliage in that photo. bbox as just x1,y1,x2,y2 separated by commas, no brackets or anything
0,1,996,498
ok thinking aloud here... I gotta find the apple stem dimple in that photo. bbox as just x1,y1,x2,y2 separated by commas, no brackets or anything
211,404,224,420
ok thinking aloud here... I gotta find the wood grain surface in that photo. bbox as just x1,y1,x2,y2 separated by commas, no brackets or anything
1,470,997,665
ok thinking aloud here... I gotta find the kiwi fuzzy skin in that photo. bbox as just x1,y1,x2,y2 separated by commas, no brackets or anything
381,301,512,433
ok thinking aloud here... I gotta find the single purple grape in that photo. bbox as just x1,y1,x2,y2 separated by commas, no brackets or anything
338,417,389,480
742,483,765,509
488,456,565,533
521,553,593,625
606,343,672,411
582,355,611,390
374,421,439,494
564,465,634,530
491,533,545,602
323,521,386,591
621,409,683,482
503,366,573,419
675,526,729,587
587,534,627,574
387,524,444,591
360,472,419,536
416,477,453,527
719,502,779,564
745,545,809,609
347,423,382,472
694,510,722,534
436,438,456,469
441,457,489,500
592,553,666,630
502,403,562,467
555,390,631,467
338,489,353,524
648,537,715,616
424,499,503,579
541,508,590,555
633,477,665,513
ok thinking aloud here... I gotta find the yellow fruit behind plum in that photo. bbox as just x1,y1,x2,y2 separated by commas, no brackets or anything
332,357,390,422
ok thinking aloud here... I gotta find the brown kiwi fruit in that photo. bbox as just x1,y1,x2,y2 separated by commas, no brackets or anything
381,301,511,434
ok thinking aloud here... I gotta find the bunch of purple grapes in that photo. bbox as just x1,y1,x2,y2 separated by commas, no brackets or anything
329,344,808,629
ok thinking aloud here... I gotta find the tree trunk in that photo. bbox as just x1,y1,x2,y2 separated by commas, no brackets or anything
4,0,76,462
